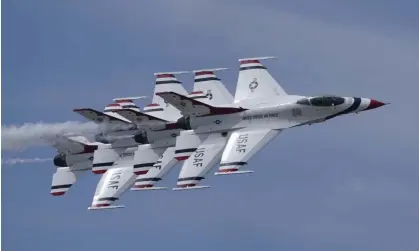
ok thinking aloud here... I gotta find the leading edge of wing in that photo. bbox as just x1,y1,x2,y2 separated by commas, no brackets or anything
73,108,132,124
156,91,246,116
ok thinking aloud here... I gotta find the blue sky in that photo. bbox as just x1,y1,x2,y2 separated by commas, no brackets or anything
2,1,418,250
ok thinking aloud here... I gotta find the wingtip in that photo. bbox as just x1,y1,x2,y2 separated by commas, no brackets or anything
238,56,277,61
154,71,189,76
87,205,125,210
112,96,147,102
192,67,229,73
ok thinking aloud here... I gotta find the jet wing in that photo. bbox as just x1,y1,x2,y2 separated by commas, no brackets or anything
131,147,178,190
234,57,287,104
173,133,229,190
214,128,281,175
88,144,166,209
114,109,168,124
156,91,246,117
73,108,131,124
88,166,136,210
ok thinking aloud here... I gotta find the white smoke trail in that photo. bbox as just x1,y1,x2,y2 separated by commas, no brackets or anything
1,121,100,151
2,157,52,165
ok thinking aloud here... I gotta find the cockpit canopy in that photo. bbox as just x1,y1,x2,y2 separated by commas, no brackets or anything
297,96,345,107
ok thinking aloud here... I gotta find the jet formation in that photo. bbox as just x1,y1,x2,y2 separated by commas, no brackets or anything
46,57,387,210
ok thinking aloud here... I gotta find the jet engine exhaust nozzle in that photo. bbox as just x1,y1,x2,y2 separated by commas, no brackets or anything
53,154,67,167
134,132,149,144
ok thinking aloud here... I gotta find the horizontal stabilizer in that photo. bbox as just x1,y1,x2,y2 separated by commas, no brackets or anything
214,170,254,176
172,185,211,191
156,91,246,117
130,186,168,191
87,205,125,210
51,167,87,196
48,135,98,155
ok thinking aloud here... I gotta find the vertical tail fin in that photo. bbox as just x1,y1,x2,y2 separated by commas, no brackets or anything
102,103,131,123
103,103,122,113
235,56,287,104
143,71,189,122
113,97,144,112
190,68,233,106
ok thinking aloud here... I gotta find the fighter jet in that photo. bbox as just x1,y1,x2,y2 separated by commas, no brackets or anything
124,68,234,191
47,98,144,197
49,73,188,209
173,68,234,161
87,72,191,209
48,135,107,196
156,57,388,190
73,98,142,135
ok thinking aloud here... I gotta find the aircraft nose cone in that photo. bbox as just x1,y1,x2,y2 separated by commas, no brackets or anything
364,99,387,111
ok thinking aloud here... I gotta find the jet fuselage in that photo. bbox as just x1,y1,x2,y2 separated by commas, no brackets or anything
185,95,386,134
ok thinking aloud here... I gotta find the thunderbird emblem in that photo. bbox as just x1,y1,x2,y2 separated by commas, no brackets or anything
249,78,258,92
206,90,213,100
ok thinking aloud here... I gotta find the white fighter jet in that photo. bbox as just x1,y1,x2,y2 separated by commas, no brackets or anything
73,98,141,135
49,73,188,209
156,57,388,190
48,98,144,196
49,135,106,196
124,68,234,191
174,68,234,161
86,72,192,210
